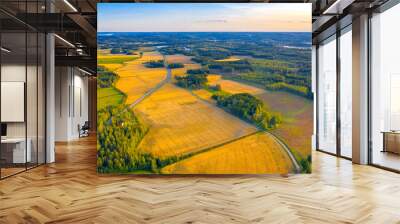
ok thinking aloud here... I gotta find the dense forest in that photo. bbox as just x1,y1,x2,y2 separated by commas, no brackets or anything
97,105,154,173
212,93,282,130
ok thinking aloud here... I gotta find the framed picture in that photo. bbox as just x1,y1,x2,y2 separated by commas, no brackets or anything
97,3,312,174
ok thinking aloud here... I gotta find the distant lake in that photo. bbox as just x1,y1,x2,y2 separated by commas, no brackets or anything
281,45,310,50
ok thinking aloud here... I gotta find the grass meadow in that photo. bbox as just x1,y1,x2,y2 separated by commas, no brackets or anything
97,87,126,110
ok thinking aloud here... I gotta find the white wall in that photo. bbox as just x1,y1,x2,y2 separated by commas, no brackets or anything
54,67,89,141
55,66,70,141
72,72,89,138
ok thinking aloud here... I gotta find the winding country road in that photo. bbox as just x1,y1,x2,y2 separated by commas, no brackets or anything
263,131,301,173
129,55,172,109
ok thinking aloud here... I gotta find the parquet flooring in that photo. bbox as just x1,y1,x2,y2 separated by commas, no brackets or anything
0,136,400,223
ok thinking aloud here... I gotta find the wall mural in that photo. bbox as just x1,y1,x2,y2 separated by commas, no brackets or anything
97,3,313,174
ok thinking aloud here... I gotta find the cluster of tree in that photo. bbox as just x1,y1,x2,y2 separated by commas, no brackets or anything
110,48,123,54
175,73,208,89
299,155,312,173
110,48,135,55
97,66,118,88
208,84,222,92
207,59,253,73
250,59,295,73
188,53,312,101
97,105,155,173
187,68,209,75
230,49,275,60
191,57,207,65
212,93,282,130
143,60,164,68
167,63,184,69
159,46,193,56
285,73,311,87
197,48,231,60
235,66,312,99
265,82,313,99
238,71,310,88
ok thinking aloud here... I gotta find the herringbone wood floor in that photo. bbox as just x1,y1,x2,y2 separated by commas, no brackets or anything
0,136,399,224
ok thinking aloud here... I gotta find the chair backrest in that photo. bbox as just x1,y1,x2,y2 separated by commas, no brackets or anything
83,121,90,129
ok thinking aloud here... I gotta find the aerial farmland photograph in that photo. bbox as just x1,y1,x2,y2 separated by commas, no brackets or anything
97,3,312,174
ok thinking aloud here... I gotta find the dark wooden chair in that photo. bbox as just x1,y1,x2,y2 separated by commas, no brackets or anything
78,121,90,138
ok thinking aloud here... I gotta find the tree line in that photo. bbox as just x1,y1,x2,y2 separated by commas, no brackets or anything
265,82,313,99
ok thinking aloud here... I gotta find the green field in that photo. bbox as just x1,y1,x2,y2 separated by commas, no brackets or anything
97,87,125,110
97,56,138,64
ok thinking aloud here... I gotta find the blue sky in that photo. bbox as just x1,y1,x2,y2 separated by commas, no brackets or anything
98,3,311,32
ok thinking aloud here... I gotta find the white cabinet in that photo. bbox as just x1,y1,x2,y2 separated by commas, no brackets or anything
1,138,32,163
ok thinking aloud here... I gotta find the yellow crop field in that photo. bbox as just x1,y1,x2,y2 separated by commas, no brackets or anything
214,57,241,62
192,89,214,102
97,49,110,55
138,47,155,52
207,75,265,95
113,52,167,104
165,54,193,64
161,133,293,174
116,64,164,78
206,74,222,83
171,63,202,78
134,83,257,158
99,64,123,71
